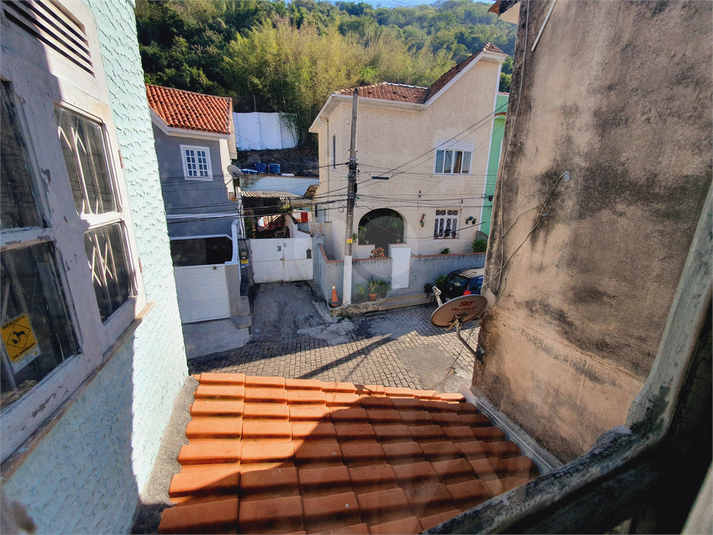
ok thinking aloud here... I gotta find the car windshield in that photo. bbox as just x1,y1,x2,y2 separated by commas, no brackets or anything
446,274,469,289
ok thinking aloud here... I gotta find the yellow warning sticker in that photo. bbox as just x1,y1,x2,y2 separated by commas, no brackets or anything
2,314,39,363
346,238,353,243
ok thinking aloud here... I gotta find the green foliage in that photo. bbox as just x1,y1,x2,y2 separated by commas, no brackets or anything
434,273,447,290
354,283,366,301
440,247,451,254
471,238,487,252
366,277,390,297
135,0,516,143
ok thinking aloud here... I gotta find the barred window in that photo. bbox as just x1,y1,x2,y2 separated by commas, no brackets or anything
434,209,459,238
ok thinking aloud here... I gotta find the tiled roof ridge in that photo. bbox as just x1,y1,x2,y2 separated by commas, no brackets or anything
335,81,428,95
424,42,506,102
146,83,232,135
332,43,505,105
158,373,540,534
146,83,232,104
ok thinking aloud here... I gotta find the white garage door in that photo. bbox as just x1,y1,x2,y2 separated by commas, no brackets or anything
174,265,231,323
250,237,313,283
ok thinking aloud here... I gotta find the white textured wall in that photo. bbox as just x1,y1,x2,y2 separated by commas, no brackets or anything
2,0,188,532
234,112,298,150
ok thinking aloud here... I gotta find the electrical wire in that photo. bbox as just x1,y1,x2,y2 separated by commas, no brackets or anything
493,0,530,296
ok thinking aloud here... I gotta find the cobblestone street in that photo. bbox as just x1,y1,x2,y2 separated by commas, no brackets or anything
189,283,480,393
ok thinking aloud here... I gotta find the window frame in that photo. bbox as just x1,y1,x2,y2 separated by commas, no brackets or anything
434,209,459,239
180,144,213,181
0,0,146,461
435,149,472,174
331,134,337,170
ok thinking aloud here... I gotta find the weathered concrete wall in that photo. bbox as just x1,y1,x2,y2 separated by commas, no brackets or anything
315,242,344,302
476,0,712,461
352,257,393,294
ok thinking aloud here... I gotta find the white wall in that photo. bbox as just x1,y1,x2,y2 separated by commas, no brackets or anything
234,112,298,150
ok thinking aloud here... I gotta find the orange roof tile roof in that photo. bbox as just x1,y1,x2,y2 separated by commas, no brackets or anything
336,43,505,106
158,374,539,534
146,84,232,135
335,82,429,104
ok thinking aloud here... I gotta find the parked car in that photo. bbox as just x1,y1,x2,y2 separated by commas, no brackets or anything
440,268,484,300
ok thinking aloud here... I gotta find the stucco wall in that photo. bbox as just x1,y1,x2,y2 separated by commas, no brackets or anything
153,125,235,215
409,252,486,293
2,340,139,534
2,0,188,532
315,55,503,259
477,0,712,461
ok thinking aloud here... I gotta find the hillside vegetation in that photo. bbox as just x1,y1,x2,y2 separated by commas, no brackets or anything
136,0,516,144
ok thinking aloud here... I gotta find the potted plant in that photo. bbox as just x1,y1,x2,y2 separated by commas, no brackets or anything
377,279,391,298
367,278,379,301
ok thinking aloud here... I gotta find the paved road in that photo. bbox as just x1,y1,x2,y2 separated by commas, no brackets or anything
189,281,479,394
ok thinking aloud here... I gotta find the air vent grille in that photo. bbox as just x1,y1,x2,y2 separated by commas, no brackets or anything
3,0,93,76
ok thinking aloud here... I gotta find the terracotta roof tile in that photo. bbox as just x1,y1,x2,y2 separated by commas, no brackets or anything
146,84,232,135
335,43,506,105
158,374,540,534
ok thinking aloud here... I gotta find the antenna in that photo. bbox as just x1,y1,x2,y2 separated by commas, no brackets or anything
226,165,243,203
431,295,488,363
227,165,242,179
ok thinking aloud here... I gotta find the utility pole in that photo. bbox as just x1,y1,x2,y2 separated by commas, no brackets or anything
342,88,359,306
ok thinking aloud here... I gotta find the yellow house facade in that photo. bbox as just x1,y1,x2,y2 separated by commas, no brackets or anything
310,43,507,261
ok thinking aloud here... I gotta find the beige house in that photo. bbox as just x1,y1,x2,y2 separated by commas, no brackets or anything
309,43,507,261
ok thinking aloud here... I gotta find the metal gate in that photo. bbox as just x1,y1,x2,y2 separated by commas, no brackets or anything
250,237,313,283
174,265,231,323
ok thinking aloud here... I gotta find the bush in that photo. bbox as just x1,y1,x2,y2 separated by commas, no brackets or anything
434,274,447,290
471,238,487,252
440,247,450,254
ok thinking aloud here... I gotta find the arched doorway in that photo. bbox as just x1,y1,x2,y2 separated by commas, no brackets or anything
358,209,404,252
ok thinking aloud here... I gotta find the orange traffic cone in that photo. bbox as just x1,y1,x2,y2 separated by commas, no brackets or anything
329,284,339,307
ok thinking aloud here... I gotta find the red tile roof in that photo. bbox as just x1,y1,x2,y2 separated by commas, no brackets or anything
146,84,232,135
335,83,428,104
158,374,539,534
335,43,505,105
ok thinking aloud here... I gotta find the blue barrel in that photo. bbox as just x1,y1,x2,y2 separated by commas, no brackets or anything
254,162,267,173
269,163,281,174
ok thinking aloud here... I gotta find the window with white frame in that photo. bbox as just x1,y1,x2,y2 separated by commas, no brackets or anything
57,109,134,322
1,0,145,461
181,144,212,180
435,149,471,174
1,83,80,411
434,209,459,238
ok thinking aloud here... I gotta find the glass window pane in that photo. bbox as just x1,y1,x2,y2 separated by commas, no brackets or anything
435,150,444,173
197,150,208,177
461,151,471,174
1,83,41,230
84,223,132,322
56,108,115,216
444,151,453,173
453,151,463,173
1,243,79,410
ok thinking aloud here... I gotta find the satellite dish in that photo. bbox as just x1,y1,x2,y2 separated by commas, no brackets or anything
227,165,242,178
431,295,488,363
431,295,487,327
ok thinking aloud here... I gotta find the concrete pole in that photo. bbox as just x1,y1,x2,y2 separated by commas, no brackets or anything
342,89,359,306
